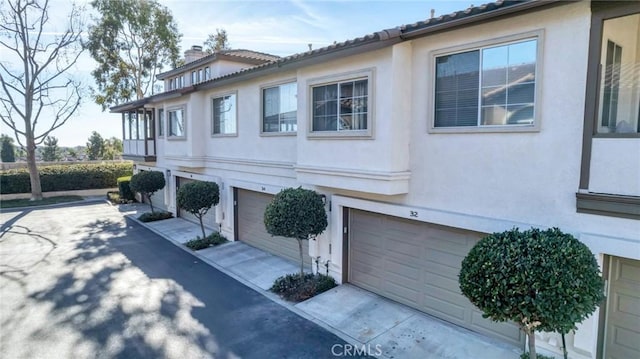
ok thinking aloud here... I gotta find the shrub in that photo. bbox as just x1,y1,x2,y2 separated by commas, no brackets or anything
270,273,337,302
459,228,604,359
176,181,219,239
520,354,555,359
0,162,133,194
184,232,227,250
138,211,173,222
117,176,135,201
264,187,327,278
129,171,165,213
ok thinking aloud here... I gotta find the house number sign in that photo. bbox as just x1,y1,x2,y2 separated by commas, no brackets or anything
409,210,418,218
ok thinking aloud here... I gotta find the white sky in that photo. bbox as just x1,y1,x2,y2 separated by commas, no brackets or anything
1,0,472,147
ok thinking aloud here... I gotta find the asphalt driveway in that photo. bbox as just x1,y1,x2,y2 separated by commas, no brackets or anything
0,201,360,359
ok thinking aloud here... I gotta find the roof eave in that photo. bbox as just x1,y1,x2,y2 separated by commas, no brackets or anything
401,0,565,39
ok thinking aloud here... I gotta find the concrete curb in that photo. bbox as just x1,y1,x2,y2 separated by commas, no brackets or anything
115,204,364,348
0,196,107,213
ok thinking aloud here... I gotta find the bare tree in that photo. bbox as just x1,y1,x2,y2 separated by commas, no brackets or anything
0,0,84,200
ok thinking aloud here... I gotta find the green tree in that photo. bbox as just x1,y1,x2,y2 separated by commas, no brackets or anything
86,0,181,110
129,170,165,213
0,0,84,200
103,137,122,160
459,228,604,359
86,131,104,160
176,181,220,239
264,187,327,278
203,28,230,53
42,136,60,162
1,134,16,162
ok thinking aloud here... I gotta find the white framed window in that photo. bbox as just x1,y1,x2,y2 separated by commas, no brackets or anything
158,108,165,137
191,71,197,85
596,13,640,135
212,93,237,136
430,32,542,132
198,69,203,83
204,67,210,81
308,69,373,138
262,82,297,134
178,76,184,89
168,107,185,137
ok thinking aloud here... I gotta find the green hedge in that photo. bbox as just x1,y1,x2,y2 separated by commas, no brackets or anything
0,163,133,194
117,176,135,200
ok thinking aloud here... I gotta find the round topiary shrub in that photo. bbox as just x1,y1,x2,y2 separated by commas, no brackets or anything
264,187,327,278
176,181,219,238
129,170,165,213
459,227,604,359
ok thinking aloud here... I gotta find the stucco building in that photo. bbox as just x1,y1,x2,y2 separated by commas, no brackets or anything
111,1,640,357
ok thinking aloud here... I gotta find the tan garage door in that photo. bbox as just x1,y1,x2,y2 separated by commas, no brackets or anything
177,177,216,230
236,189,311,267
604,256,640,359
349,209,523,346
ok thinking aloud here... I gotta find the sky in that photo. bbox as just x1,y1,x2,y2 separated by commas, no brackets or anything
2,0,474,147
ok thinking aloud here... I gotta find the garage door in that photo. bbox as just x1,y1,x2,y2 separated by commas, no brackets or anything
236,189,311,267
176,177,216,229
348,209,523,346
604,256,640,359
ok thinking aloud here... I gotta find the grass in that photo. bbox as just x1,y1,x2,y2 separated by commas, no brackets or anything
0,195,84,209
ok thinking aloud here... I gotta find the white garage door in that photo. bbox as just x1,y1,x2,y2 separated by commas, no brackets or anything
236,189,311,267
604,256,640,359
349,209,523,347
176,177,216,230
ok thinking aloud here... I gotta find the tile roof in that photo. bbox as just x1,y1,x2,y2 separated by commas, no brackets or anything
113,0,558,112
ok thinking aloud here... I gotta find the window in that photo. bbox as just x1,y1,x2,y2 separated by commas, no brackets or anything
312,78,368,132
198,69,203,83
191,71,197,85
137,111,146,139
204,67,210,81
158,109,164,137
263,82,297,133
129,112,138,139
212,94,237,135
434,37,538,128
596,14,640,134
168,108,185,137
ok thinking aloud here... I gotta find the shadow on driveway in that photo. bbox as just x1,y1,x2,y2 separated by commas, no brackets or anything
1,204,365,359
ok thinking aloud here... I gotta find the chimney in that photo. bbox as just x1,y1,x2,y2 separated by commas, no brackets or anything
430,9,435,19
184,45,205,64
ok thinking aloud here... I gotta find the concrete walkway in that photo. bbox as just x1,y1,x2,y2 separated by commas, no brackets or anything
120,202,524,359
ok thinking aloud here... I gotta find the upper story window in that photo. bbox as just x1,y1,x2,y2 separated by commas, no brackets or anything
212,93,237,136
168,108,185,137
432,35,539,130
198,69,203,83
263,82,297,133
179,76,184,88
191,71,197,85
204,67,210,81
597,13,640,135
312,78,368,132
158,109,165,137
